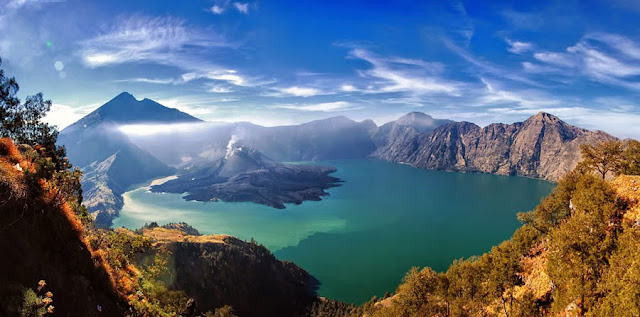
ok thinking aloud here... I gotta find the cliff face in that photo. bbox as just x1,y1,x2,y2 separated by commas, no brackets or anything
373,112,616,181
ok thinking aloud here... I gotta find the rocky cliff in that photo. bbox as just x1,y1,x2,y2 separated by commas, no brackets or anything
373,112,616,181
134,223,319,317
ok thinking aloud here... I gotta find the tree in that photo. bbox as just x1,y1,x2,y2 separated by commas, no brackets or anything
591,227,640,317
1,58,57,150
579,141,624,179
621,140,640,176
0,57,71,174
394,267,446,316
546,175,618,316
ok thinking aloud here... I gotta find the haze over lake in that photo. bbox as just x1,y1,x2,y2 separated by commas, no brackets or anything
113,159,554,304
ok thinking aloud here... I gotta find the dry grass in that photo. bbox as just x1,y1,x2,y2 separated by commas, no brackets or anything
517,241,553,300
138,227,230,245
612,175,640,225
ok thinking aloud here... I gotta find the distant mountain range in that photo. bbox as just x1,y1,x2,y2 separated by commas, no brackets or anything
58,92,617,227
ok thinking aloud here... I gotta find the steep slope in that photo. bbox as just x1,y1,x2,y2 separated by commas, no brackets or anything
374,112,617,181
0,139,128,316
58,92,200,227
134,223,319,317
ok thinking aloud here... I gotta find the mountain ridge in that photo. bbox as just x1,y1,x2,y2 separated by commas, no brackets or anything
373,111,615,181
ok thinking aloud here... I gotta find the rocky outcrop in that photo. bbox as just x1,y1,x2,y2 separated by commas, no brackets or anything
373,112,617,181
136,224,319,317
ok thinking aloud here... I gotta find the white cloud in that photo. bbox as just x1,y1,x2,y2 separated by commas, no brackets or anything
444,40,541,86
234,2,249,14
479,78,559,108
208,85,233,93
78,15,229,68
114,77,177,84
341,84,357,92
505,38,533,54
181,70,254,87
211,5,225,14
533,51,576,67
274,101,359,112
585,33,640,60
529,33,640,90
349,48,458,95
43,103,97,129
278,86,321,97
521,62,562,74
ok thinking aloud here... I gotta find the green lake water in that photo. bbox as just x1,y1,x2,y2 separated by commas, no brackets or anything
112,159,554,304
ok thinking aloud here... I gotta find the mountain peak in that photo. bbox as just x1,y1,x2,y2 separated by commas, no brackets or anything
62,93,202,133
394,112,452,133
112,91,136,101
396,112,433,125
526,112,561,123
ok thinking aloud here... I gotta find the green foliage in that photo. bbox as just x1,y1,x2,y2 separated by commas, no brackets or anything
0,58,63,170
395,267,448,316
546,175,618,314
2,281,55,317
210,305,237,317
621,140,640,176
590,227,640,317
0,58,86,223
517,168,581,233
306,299,360,317
579,140,624,179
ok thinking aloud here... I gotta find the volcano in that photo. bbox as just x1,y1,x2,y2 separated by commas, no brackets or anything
151,146,342,209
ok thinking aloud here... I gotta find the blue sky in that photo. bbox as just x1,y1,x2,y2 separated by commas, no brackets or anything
1,0,640,138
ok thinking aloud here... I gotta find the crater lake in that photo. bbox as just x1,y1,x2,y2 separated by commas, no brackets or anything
112,159,554,304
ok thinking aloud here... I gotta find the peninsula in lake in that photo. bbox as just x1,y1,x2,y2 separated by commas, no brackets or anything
150,145,342,208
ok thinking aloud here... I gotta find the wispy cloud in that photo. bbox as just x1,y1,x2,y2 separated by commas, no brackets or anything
527,33,640,90
78,16,229,68
274,101,359,112
234,2,249,14
114,77,178,84
349,48,458,95
77,15,271,88
208,1,251,15
267,86,327,97
444,39,542,87
479,78,560,108
505,38,533,54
